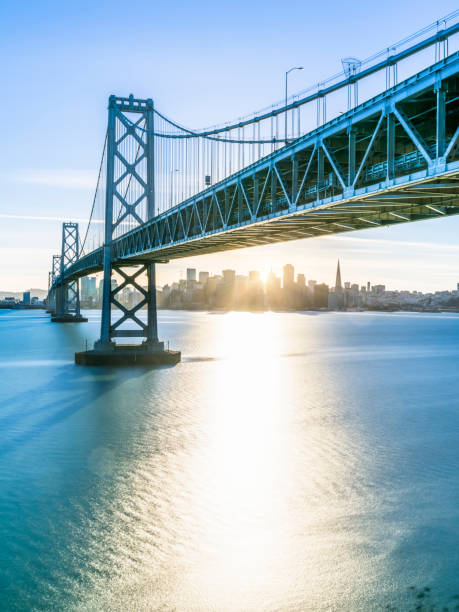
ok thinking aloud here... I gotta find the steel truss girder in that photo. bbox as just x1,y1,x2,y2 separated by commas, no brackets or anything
60,54,459,280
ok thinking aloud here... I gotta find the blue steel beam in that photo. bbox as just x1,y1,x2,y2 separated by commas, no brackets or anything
57,54,459,284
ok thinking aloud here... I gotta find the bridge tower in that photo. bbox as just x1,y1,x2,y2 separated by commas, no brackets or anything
46,255,61,314
46,271,52,313
76,95,179,365
51,222,87,323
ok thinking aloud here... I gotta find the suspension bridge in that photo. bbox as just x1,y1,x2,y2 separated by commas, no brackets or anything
46,13,459,365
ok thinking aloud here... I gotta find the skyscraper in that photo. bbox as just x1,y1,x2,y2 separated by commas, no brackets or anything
186,268,196,283
199,271,209,284
283,264,294,289
335,260,342,292
81,277,97,302
328,260,344,310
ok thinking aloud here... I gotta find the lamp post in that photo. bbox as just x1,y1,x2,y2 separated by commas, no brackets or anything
285,66,303,141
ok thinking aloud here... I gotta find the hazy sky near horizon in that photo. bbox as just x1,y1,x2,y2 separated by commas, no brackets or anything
1,0,458,292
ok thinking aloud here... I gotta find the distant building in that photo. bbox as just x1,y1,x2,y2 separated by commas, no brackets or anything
266,270,281,309
205,275,220,306
22,291,31,305
199,271,209,284
151,261,459,314
234,275,248,303
247,271,264,310
335,260,343,292
81,277,97,303
314,283,329,308
283,264,294,289
222,269,236,283
328,260,345,310
282,264,296,308
186,268,196,283
215,270,236,308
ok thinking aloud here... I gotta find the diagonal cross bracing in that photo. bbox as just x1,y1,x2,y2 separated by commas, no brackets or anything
60,54,458,281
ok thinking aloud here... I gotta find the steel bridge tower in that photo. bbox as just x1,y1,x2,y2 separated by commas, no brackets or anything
76,95,180,365
51,222,87,322
46,255,61,314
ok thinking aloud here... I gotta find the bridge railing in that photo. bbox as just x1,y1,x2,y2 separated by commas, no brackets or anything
147,12,459,216
70,11,459,268
194,10,459,134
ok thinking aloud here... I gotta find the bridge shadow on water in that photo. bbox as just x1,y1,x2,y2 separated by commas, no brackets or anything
0,363,149,458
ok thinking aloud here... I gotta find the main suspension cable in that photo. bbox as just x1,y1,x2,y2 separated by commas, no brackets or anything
80,131,107,256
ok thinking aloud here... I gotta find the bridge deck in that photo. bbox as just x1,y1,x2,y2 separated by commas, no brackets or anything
65,54,459,281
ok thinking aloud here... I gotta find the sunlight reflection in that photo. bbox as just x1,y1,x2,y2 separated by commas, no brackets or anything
217,311,283,360
72,312,372,611
180,312,294,607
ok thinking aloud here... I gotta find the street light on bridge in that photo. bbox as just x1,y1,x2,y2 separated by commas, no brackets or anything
285,66,303,141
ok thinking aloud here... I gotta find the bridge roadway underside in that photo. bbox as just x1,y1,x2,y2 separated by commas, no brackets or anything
65,55,459,281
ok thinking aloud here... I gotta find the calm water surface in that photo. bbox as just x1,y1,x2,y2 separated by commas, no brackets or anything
1,309,459,611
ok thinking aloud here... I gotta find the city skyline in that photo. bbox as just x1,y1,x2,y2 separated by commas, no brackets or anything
73,259,459,314
5,241,459,298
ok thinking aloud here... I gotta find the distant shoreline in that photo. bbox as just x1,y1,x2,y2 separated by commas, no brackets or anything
0,304,45,310
3,306,457,315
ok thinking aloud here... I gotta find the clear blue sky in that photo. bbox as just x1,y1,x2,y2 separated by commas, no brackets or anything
1,0,458,292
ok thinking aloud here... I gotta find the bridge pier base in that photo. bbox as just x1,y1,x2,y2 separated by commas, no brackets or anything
75,343,180,366
52,313,88,323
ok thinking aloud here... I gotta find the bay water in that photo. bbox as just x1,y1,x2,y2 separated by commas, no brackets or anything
1,309,459,611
